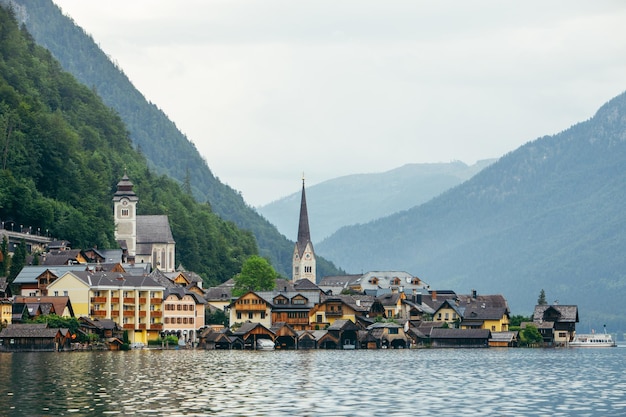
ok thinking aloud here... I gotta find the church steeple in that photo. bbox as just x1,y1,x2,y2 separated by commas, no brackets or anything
292,176,316,283
296,177,311,256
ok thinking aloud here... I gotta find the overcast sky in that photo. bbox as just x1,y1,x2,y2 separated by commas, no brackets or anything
52,0,626,206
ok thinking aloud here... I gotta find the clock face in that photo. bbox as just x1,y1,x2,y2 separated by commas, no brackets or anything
122,199,128,206
305,253,310,259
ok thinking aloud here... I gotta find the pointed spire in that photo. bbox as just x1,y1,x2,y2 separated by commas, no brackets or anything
296,176,311,256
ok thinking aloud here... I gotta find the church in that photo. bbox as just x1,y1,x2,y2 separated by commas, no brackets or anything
113,174,176,272
292,178,316,283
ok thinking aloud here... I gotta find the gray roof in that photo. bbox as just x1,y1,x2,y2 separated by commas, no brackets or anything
13,265,89,284
67,271,164,289
533,305,578,323
0,324,64,338
430,328,491,339
137,215,175,245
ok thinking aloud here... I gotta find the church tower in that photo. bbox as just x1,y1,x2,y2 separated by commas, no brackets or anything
113,174,138,261
292,178,316,283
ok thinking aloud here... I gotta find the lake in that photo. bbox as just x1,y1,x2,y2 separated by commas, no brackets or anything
1,347,625,416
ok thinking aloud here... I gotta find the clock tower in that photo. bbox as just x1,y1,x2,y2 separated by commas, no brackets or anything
113,174,139,261
292,178,316,283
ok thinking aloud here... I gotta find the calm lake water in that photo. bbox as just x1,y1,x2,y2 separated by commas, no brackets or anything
1,347,625,416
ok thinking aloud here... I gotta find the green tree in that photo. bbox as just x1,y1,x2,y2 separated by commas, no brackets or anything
206,308,229,327
537,289,547,305
0,235,8,276
519,324,543,347
8,239,26,283
510,314,532,327
232,255,278,297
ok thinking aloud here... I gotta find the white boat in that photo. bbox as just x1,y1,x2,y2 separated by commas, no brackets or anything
570,329,616,348
256,339,275,350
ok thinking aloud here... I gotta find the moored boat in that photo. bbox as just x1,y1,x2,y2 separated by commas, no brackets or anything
569,327,616,347
256,339,275,350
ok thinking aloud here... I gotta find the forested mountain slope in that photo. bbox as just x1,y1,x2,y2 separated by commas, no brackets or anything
0,5,257,286
6,0,341,279
318,91,626,329
259,160,494,243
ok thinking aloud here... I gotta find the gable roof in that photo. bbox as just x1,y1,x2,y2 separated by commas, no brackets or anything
14,296,74,317
0,323,63,338
13,265,89,285
430,328,491,339
533,304,578,323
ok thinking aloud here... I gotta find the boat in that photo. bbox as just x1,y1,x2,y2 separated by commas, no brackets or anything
256,339,275,350
569,327,616,347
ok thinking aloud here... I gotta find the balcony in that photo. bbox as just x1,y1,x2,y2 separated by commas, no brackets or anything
138,311,147,317
110,297,120,303
111,311,119,317
90,310,107,317
123,297,135,304
326,310,343,317
151,311,162,317
123,324,135,330
150,323,163,330
139,297,147,304
91,297,107,303
138,324,146,330
123,310,135,317
150,298,162,304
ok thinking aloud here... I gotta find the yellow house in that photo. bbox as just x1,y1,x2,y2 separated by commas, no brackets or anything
433,293,510,331
1,299,12,326
47,271,165,343
309,295,363,329
229,292,272,328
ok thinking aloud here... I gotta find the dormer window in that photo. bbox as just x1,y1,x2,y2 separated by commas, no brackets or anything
369,277,378,285
391,278,401,285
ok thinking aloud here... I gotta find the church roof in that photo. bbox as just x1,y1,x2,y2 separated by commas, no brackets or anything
137,215,175,244
296,180,313,257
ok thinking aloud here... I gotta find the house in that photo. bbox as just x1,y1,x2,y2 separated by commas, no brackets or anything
229,291,272,328
13,296,74,318
432,291,510,332
309,294,370,329
430,328,491,348
231,322,275,350
78,316,121,340
364,322,410,349
318,271,430,297
0,323,70,352
532,304,579,346
12,265,88,296
324,319,359,349
46,271,165,344
489,331,518,347
270,322,299,349
1,298,12,326
199,328,243,350
204,279,235,314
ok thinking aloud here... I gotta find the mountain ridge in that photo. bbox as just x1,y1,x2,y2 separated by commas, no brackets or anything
317,91,626,328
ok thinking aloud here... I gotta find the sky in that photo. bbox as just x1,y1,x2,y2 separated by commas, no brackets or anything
52,0,626,207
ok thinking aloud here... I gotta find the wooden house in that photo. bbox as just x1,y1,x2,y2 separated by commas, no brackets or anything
364,322,409,349
270,322,299,349
429,328,491,348
231,322,275,350
0,323,70,352
325,319,359,349
531,304,578,346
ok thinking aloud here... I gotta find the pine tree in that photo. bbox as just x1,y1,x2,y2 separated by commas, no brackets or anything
537,289,547,305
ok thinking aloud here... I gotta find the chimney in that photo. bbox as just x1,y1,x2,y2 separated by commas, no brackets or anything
472,289,477,299
416,292,422,305
431,290,437,301
356,299,361,307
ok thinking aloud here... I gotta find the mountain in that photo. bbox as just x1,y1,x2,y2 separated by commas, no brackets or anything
258,161,494,243
5,0,342,279
0,4,257,285
318,91,626,330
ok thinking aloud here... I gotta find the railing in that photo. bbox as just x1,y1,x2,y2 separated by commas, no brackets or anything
110,297,119,303
150,298,162,304
138,311,147,317
123,324,134,330
90,310,107,317
139,298,147,304
138,324,146,330
325,311,343,317
123,297,135,304
123,311,134,317
150,323,163,330
151,311,162,317
91,297,107,303
111,311,119,317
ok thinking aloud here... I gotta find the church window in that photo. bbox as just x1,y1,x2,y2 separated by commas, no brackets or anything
121,208,129,217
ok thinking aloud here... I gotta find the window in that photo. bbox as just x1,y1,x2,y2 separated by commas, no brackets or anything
177,318,182,324
292,298,306,305
54,291,59,296
183,318,188,324
121,208,129,217
389,328,399,334
492,325,497,331
444,313,449,320
317,315,322,323
177,305,182,311
437,313,442,320
64,291,68,296
237,312,242,320
248,312,253,320
260,312,266,319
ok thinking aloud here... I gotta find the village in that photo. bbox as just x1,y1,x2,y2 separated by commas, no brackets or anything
0,176,579,352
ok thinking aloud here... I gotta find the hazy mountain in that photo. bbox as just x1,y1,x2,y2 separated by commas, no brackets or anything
258,160,494,243
318,91,626,330
6,0,342,279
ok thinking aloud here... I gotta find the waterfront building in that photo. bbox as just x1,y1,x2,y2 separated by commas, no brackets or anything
531,304,578,346
292,178,316,283
432,291,510,332
46,271,164,343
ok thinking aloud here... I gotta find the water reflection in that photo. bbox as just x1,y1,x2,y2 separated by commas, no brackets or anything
0,348,625,416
